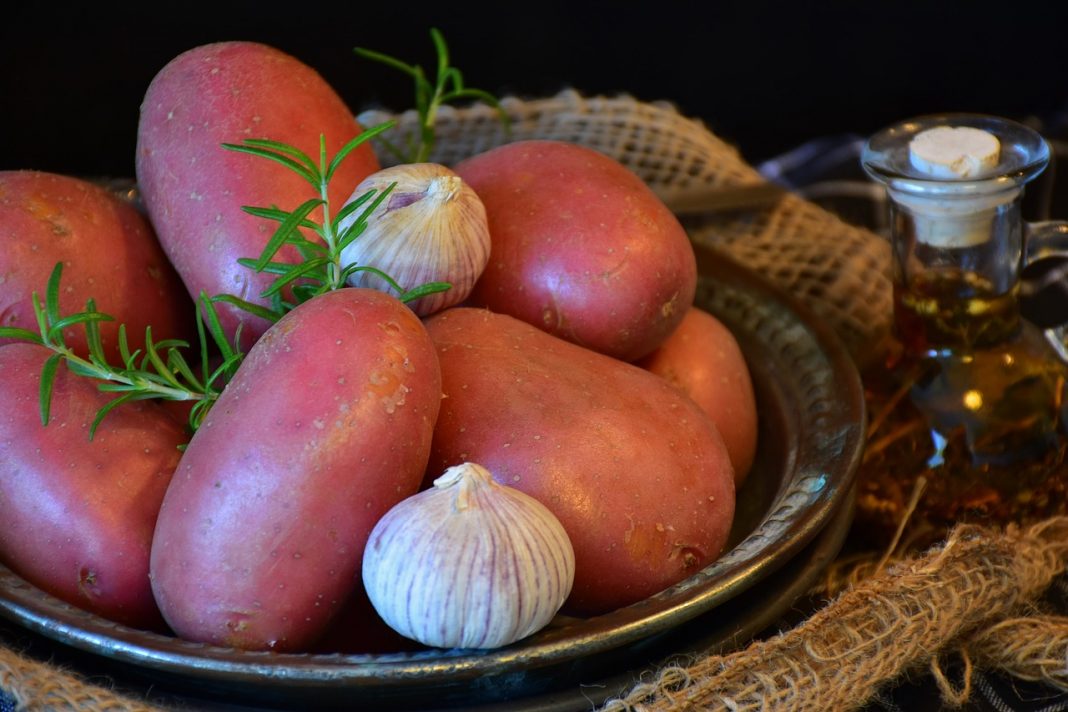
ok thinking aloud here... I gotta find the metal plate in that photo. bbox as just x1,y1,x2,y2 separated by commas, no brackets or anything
0,245,865,709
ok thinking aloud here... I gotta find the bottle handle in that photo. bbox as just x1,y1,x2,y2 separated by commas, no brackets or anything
1025,221,1068,260
1024,220,1068,363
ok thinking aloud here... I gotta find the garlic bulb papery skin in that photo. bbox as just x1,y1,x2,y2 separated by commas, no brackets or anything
337,163,491,317
362,462,576,650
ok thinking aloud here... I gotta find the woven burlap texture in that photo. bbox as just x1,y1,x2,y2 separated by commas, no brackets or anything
600,518,1068,711
0,645,160,712
360,90,893,364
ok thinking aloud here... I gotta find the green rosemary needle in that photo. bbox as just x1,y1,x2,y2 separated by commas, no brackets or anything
355,27,510,164
0,262,242,439
217,123,451,323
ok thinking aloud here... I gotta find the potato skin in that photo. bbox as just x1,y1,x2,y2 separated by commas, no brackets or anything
455,140,697,362
638,307,758,484
0,171,192,361
150,288,442,651
0,343,184,630
425,307,735,616
135,41,380,350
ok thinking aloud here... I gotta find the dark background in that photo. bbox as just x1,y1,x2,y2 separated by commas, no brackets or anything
2,1,1067,178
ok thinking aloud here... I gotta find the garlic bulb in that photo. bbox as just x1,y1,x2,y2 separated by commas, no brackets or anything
362,462,575,649
337,163,491,316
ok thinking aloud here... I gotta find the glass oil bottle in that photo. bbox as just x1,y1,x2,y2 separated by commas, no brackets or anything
854,114,1068,550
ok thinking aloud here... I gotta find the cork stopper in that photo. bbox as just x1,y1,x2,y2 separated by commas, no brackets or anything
909,126,1001,179
901,125,1012,248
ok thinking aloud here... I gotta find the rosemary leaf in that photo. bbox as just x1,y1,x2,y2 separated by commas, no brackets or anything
221,143,319,187
442,88,509,118
208,353,243,390
325,121,395,181
242,205,320,232
118,325,134,368
141,328,183,390
95,382,149,393
291,284,321,303
235,257,302,276
250,198,325,271
189,398,214,431
336,185,395,253
352,47,419,79
84,302,108,362
431,27,449,84
38,353,62,426
0,327,42,344
445,66,465,92
197,293,237,363
65,360,107,379
260,257,330,298
47,311,113,345
333,185,384,231
291,241,327,262
210,294,282,324
32,294,49,346
44,263,62,327
238,138,319,176
398,281,453,303
89,392,140,441
152,338,191,352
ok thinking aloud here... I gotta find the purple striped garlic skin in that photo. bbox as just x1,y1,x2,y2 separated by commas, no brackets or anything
338,163,490,317
362,462,575,649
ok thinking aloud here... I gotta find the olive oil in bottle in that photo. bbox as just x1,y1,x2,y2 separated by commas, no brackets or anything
854,115,1068,549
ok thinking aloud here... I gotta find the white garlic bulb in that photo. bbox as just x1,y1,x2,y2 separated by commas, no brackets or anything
337,163,491,316
362,462,576,649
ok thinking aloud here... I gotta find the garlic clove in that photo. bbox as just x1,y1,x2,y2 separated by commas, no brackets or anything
337,163,491,317
362,462,576,650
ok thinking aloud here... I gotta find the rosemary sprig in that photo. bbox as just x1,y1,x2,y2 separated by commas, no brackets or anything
0,262,242,439
355,27,510,164
218,124,450,322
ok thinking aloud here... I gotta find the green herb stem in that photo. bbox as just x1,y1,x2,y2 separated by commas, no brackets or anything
0,263,242,439
315,139,347,292
219,125,451,322
355,27,510,164
45,341,204,404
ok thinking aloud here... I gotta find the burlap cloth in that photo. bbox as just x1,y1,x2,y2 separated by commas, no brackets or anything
5,92,1065,711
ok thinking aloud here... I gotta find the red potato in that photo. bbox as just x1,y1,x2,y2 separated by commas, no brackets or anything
0,343,185,630
136,41,380,350
150,288,442,652
424,307,735,616
455,140,697,362
0,171,192,361
638,307,758,484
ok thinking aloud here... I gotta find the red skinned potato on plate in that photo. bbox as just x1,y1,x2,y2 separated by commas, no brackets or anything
424,307,735,616
638,307,758,484
0,171,192,362
135,41,380,350
455,140,697,362
150,288,442,652
0,343,184,631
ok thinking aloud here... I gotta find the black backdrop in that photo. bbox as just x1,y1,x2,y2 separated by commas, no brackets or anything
2,1,1067,178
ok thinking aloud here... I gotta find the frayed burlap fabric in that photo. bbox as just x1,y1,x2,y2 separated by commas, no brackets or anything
599,518,1068,711
0,645,162,712
359,90,894,365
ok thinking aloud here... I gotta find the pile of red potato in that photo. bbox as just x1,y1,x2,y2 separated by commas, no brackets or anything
0,40,757,654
